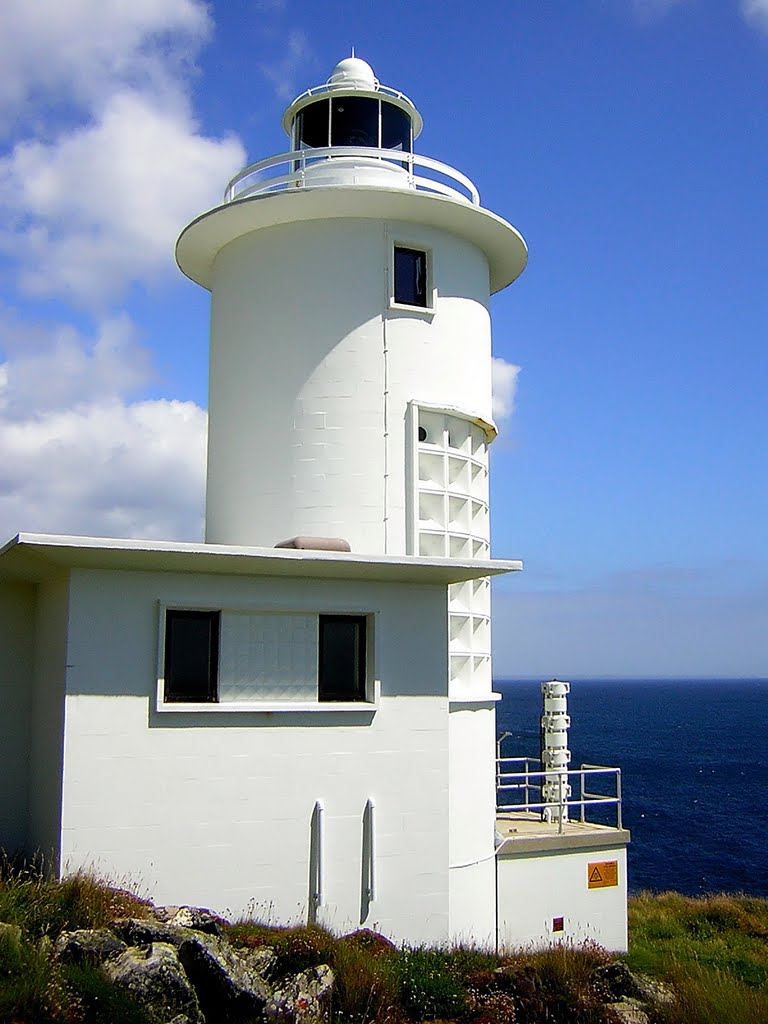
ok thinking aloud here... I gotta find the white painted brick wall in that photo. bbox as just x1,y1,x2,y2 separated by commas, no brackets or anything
59,568,453,944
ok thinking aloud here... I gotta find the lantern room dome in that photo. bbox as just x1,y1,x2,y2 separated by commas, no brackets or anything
281,56,423,140
328,57,378,88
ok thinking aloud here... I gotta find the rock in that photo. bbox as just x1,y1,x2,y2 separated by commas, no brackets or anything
241,945,278,979
112,917,190,948
105,942,204,1024
155,905,226,937
54,928,127,965
593,962,642,1001
633,972,676,1006
593,962,675,1008
607,998,651,1024
178,930,272,1022
265,964,334,1024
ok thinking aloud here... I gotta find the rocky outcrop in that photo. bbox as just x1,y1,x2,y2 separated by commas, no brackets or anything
54,927,127,965
178,930,272,1022
42,906,332,1024
592,961,676,1022
105,941,205,1024
1,901,679,1024
265,964,334,1024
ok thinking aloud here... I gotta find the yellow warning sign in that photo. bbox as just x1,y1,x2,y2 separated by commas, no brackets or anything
588,861,619,889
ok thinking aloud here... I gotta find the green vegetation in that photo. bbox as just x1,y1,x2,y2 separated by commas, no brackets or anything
626,891,768,1024
1,863,768,1024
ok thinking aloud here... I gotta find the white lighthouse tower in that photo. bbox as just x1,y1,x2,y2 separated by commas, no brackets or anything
177,55,527,942
0,55,629,952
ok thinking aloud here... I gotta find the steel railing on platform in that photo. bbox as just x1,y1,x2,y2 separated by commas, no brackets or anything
496,755,623,834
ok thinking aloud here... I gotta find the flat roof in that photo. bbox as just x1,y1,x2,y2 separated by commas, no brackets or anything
0,533,522,585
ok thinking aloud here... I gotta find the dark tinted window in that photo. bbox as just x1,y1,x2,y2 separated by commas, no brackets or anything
296,100,330,148
381,103,411,151
164,610,219,702
318,615,367,702
394,247,428,306
331,97,379,147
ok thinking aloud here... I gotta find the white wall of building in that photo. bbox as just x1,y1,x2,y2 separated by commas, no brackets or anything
205,217,491,555
29,579,69,869
447,704,498,944
59,567,452,943
497,846,629,952
0,582,35,853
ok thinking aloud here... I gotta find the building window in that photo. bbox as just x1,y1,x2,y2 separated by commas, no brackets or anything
394,246,429,307
164,610,219,703
161,609,370,706
318,615,367,702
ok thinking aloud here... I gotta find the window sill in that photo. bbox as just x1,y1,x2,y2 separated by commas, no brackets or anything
156,698,379,714
388,301,435,317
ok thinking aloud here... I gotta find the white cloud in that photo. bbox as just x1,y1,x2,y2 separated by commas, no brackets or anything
260,30,313,101
741,0,768,31
0,90,245,306
0,316,206,542
630,0,690,20
492,357,521,421
0,0,210,126
0,398,206,542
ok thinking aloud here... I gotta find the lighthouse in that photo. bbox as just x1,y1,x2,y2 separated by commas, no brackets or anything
177,55,527,941
0,55,630,952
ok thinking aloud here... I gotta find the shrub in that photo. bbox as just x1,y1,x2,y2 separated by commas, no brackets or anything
0,925,74,1024
328,936,399,1024
392,948,468,1021
0,866,150,940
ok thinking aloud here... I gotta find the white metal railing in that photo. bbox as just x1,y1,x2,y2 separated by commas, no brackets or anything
289,81,416,107
496,755,623,835
224,146,480,206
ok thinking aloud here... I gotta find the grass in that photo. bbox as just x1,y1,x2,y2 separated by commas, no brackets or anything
2,864,768,1024
626,891,768,1024
0,861,153,1024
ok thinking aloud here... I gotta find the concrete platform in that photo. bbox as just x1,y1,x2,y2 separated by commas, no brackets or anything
496,811,631,855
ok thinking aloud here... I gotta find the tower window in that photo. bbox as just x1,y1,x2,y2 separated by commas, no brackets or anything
164,610,219,702
318,615,367,702
394,246,429,307
331,97,378,147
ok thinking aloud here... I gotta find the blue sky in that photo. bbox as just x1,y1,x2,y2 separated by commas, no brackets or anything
0,0,765,677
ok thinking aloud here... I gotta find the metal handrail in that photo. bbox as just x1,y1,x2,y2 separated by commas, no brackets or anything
224,146,481,206
496,757,623,834
288,82,417,106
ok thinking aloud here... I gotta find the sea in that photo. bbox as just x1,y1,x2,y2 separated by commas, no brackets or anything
495,678,768,898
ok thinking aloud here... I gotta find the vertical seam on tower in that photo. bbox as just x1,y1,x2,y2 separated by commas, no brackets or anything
382,223,390,551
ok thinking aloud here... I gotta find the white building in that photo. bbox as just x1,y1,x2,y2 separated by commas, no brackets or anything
0,57,629,950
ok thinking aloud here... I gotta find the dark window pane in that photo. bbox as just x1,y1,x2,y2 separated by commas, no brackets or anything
164,610,219,702
318,615,366,702
296,100,330,148
381,103,411,151
331,97,378,147
394,247,428,307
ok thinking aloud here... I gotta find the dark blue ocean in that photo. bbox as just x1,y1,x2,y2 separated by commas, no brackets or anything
495,679,768,897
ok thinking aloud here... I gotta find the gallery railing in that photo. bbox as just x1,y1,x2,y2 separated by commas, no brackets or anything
224,146,481,205
496,756,624,834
